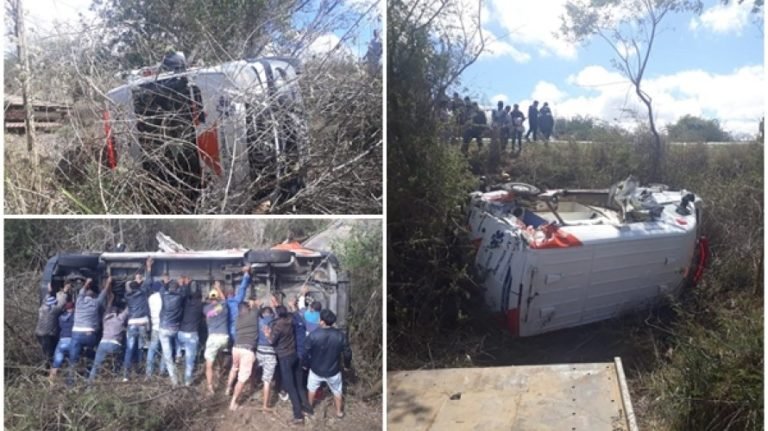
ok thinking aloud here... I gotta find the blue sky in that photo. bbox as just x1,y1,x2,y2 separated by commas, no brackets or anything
459,0,764,137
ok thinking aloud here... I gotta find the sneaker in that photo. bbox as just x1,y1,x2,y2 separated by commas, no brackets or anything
122,377,128,383
279,391,289,401
302,405,314,416
290,418,304,426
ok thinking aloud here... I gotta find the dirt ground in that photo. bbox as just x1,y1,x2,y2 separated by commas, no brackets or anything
160,364,383,430
194,390,381,430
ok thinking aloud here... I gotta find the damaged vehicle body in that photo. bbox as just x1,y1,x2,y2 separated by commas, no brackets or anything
40,235,349,327
103,52,309,212
468,177,708,337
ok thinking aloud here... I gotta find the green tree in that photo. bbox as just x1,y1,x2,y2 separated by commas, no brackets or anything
88,0,356,68
560,0,703,181
667,115,732,142
388,0,480,362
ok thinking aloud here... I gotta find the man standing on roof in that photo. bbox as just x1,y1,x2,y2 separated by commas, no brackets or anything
303,310,352,419
146,270,167,378
68,277,108,384
88,287,130,383
177,276,204,386
226,295,261,411
203,281,229,394
264,305,313,425
35,282,69,367
157,275,189,386
123,258,152,381
49,300,75,382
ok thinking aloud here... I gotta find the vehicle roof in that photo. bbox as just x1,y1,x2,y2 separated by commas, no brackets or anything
106,56,299,98
100,249,250,261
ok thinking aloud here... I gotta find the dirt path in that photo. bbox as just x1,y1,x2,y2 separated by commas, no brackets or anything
190,382,381,430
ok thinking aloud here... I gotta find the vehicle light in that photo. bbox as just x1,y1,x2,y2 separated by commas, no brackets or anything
691,236,709,285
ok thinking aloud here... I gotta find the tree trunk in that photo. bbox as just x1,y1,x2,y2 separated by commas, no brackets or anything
636,86,662,182
15,0,37,159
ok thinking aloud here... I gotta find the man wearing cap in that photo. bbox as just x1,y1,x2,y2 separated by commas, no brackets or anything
303,310,352,419
68,277,109,384
203,281,229,394
177,276,204,386
49,299,75,382
157,276,189,385
35,282,69,367
123,257,153,381
226,295,261,411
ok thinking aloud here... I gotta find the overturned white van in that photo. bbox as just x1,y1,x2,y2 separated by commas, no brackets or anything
468,177,708,337
103,53,308,210
40,236,348,326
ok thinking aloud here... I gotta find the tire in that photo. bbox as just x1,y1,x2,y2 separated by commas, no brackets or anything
501,182,541,197
56,253,100,269
245,249,293,264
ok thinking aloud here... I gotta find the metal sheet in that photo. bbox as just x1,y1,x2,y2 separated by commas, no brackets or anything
388,361,634,431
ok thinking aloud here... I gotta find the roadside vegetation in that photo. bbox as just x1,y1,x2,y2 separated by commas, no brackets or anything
4,0,382,215
387,1,763,430
4,219,382,430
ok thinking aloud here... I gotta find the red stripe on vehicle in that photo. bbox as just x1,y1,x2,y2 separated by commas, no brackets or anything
189,100,222,177
197,125,222,176
505,308,520,336
692,235,709,285
102,110,117,169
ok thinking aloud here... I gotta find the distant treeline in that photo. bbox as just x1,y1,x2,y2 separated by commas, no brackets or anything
552,114,755,142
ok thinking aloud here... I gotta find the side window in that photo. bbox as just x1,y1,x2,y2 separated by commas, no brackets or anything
275,66,299,104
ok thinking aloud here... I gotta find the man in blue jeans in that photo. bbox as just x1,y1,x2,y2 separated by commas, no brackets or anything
49,301,75,382
68,277,108,384
158,278,188,385
264,305,313,425
123,257,153,381
176,277,203,386
88,303,130,383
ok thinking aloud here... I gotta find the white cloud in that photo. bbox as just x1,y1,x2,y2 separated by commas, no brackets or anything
689,1,752,35
491,93,509,104
550,64,764,136
531,81,567,104
481,32,531,62
305,33,355,58
484,0,578,60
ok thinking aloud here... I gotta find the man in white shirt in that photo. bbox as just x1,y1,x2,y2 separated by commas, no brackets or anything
145,272,167,378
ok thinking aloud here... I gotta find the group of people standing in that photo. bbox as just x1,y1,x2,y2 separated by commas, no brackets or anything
35,257,352,425
443,93,555,153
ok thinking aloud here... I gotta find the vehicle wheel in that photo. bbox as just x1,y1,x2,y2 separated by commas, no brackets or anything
501,182,541,197
245,249,293,264
56,254,100,269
